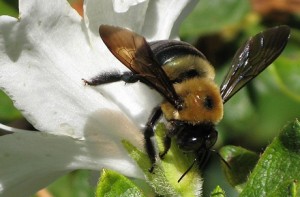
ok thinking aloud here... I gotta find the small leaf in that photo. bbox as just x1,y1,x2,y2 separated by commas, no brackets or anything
96,169,145,197
210,185,226,197
290,180,300,197
240,119,300,196
123,123,203,197
220,146,259,191
122,139,177,196
155,124,203,197
0,90,22,121
0,0,18,17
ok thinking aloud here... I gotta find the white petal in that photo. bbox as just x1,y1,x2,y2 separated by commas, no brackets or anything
142,0,199,40
84,0,198,41
84,0,149,40
0,130,143,196
0,0,94,137
0,0,156,138
113,0,147,13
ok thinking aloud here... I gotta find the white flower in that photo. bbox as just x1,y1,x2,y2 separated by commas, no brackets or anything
0,0,197,195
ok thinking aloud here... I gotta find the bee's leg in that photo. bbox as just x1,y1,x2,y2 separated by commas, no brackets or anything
159,121,179,159
82,71,140,86
145,106,162,173
159,135,171,159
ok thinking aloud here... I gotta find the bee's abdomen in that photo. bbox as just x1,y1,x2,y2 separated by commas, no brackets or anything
149,40,215,83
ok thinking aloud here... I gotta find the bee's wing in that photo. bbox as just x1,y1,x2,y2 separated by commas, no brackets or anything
100,25,182,108
220,25,290,103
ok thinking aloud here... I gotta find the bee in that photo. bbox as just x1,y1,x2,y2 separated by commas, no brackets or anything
83,25,290,182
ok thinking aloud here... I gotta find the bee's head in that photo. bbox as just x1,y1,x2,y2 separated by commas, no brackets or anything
174,122,218,152
161,78,223,124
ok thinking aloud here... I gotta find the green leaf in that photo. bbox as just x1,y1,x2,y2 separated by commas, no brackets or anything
269,56,300,103
0,90,22,122
220,146,259,192
123,123,203,197
155,124,203,196
40,170,95,197
210,185,226,197
0,0,18,17
122,139,177,196
180,0,250,38
240,119,300,196
267,180,300,197
96,169,145,197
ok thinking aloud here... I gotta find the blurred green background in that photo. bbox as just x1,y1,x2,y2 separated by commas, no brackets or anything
0,0,300,196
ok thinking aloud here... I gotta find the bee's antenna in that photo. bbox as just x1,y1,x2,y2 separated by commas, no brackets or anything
178,149,209,182
178,149,230,183
211,149,231,169
178,158,196,183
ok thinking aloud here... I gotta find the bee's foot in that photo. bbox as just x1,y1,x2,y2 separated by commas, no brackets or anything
159,152,166,159
81,78,90,86
148,165,155,173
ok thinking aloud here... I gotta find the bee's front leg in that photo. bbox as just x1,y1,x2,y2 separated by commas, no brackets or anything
82,71,139,86
144,106,162,173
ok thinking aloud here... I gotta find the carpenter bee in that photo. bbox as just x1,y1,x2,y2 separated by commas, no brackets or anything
83,25,290,182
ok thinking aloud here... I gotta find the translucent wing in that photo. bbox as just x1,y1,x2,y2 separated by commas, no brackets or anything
99,25,182,108
220,25,290,103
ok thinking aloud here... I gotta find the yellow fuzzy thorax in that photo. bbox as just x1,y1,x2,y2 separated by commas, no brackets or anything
161,78,223,124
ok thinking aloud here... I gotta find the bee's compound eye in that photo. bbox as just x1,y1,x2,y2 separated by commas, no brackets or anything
175,124,202,151
177,135,203,152
205,129,218,148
